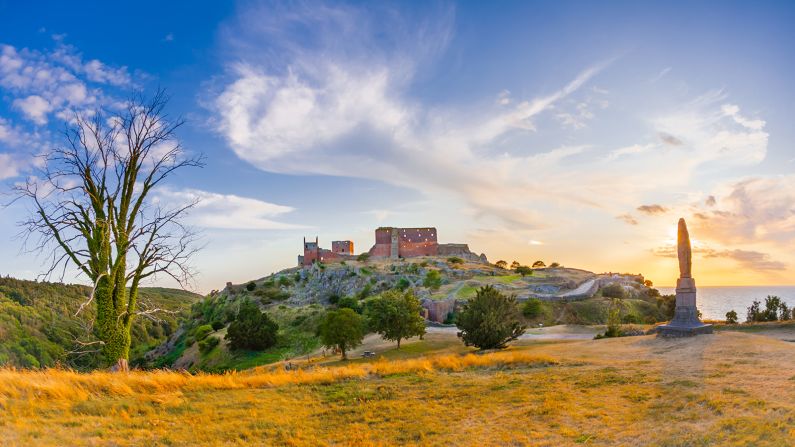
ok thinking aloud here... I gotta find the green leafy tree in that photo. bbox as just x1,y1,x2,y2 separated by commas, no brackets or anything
225,299,278,351
549,262,561,268
763,295,782,321
514,266,533,277
318,308,365,360
246,282,257,291
495,260,508,269
447,257,464,265
423,270,443,291
365,290,426,348
510,261,521,270
17,91,202,370
780,302,792,321
725,310,738,324
357,253,371,263
746,299,763,322
456,286,526,349
532,260,546,268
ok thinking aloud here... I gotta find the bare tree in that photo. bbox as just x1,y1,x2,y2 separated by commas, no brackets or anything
16,90,203,371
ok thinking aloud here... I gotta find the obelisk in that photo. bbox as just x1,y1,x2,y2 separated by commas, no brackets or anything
657,218,713,337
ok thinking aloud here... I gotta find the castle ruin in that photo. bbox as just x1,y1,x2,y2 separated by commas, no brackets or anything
298,226,486,266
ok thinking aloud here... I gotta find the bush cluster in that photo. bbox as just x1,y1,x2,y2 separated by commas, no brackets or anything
746,296,791,322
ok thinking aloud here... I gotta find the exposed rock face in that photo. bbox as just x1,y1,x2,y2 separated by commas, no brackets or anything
145,327,186,361
421,298,458,323
437,243,488,263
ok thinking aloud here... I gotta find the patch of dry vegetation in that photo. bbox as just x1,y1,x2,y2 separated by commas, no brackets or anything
1,332,794,446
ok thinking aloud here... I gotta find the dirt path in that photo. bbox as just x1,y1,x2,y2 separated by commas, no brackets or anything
425,324,599,340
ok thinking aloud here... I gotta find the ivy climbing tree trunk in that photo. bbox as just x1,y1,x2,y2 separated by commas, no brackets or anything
19,90,203,371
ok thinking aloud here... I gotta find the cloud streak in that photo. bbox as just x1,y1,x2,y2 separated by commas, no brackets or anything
211,2,612,230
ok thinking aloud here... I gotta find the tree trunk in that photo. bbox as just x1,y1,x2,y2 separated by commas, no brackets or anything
397,338,401,349
341,345,347,360
110,358,129,372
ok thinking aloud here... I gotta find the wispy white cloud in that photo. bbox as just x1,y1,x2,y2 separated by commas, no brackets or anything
153,187,304,231
649,67,671,83
210,2,611,230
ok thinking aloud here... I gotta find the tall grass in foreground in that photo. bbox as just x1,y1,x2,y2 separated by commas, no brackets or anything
0,351,556,403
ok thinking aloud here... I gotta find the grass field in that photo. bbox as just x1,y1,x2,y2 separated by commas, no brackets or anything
1,330,794,446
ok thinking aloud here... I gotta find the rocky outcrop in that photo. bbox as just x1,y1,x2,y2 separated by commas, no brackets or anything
437,243,488,263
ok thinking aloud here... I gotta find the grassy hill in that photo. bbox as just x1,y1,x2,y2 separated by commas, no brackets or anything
1,329,793,446
151,258,671,371
0,276,201,369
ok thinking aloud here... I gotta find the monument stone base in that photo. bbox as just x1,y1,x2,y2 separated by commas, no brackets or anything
657,277,713,337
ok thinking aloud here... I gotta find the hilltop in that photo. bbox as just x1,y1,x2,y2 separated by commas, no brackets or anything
149,255,672,371
0,276,202,369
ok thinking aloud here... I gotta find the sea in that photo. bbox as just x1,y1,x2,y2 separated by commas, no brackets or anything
656,286,795,321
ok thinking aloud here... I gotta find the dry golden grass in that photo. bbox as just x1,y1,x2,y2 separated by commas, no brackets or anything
1,331,794,446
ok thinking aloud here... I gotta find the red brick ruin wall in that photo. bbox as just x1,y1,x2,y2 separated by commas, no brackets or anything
398,227,438,257
398,240,438,257
368,227,438,258
331,240,354,254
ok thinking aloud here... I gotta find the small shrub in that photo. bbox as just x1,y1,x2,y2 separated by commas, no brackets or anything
621,313,640,324
447,256,464,265
522,298,543,319
423,270,443,291
328,294,341,305
278,276,291,287
355,284,373,300
514,266,533,277
396,277,411,291
184,336,195,347
532,260,546,268
657,294,676,319
549,262,561,268
246,282,257,292
601,283,625,299
443,311,457,325
198,336,220,354
211,320,224,331
194,324,214,341
597,299,622,338
357,253,370,263
725,310,738,324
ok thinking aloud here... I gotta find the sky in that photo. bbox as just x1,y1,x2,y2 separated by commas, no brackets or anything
1,0,794,291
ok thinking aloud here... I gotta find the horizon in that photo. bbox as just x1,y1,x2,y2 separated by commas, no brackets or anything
2,1,795,293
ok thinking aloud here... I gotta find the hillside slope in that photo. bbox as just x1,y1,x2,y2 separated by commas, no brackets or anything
0,276,201,369
151,256,669,371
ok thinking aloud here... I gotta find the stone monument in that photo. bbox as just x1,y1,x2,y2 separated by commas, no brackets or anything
657,218,713,337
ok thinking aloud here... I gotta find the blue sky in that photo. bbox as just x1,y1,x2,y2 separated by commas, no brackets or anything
1,0,794,290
